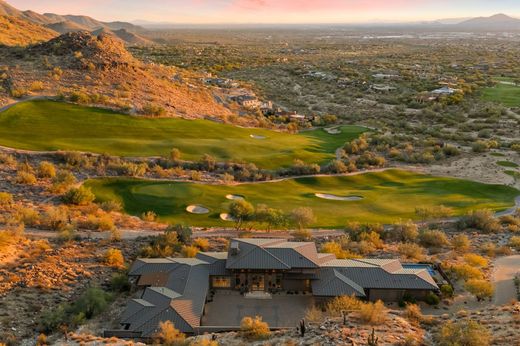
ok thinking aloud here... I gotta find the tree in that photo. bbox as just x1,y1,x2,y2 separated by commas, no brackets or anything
229,200,255,231
255,204,287,231
62,186,95,206
72,288,111,319
168,224,192,244
154,320,186,346
437,320,491,346
290,207,316,230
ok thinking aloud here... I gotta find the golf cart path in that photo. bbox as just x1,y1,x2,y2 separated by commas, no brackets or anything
493,255,520,305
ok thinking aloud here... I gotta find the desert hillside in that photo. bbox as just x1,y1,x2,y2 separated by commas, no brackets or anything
0,15,57,46
0,31,233,118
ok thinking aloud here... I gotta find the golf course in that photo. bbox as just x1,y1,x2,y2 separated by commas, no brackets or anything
482,77,520,107
84,169,519,228
0,100,366,169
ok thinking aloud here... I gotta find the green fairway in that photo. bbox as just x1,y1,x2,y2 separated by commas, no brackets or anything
497,161,519,168
0,100,366,169
84,170,519,228
482,77,520,107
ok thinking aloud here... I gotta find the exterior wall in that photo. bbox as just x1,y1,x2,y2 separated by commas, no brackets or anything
282,279,307,291
367,289,432,302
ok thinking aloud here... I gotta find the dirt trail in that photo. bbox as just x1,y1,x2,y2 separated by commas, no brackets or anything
493,255,520,305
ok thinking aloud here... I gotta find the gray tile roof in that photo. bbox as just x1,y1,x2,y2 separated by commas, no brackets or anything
121,261,210,336
312,268,366,297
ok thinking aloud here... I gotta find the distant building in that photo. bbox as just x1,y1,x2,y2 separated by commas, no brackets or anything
108,238,439,338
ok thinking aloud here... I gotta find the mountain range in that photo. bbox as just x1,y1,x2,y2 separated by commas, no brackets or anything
0,0,152,45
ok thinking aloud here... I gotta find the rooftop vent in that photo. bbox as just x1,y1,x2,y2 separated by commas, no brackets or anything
230,241,240,256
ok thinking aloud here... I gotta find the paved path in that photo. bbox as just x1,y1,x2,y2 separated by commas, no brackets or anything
493,255,520,305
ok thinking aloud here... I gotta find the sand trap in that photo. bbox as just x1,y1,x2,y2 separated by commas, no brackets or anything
324,127,341,135
250,134,266,139
315,193,363,201
226,194,245,201
186,205,210,214
220,213,236,221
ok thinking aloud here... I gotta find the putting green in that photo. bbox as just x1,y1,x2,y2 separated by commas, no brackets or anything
0,100,366,169
84,169,519,228
482,77,520,107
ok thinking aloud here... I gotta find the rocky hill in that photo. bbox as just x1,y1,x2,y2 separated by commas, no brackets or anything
456,13,520,30
1,31,232,119
45,20,86,34
0,15,57,46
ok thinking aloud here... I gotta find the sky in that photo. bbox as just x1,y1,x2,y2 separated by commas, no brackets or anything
8,0,520,24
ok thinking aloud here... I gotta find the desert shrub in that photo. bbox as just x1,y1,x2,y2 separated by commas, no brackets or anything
41,206,68,231
170,148,182,161
154,320,186,346
415,205,453,221
419,229,449,248
326,295,362,316
458,210,501,233
449,264,483,280
437,320,491,346
463,253,488,267
140,230,181,258
16,171,37,185
321,241,358,259
465,279,493,301
424,292,440,305
304,306,323,322
394,220,419,242
440,284,454,298
104,248,125,269
0,153,16,167
192,238,210,251
404,303,423,323
99,200,122,212
359,300,387,324
50,170,77,193
509,236,520,250
30,81,45,92
143,103,166,116
62,186,95,205
10,88,28,98
15,207,40,226
0,192,13,207
110,272,131,292
181,245,199,258
40,288,111,333
37,161,56,178
291,229,312,241
398,242,425,260
479,242,497,257
472,141,489,153
69,91,90,104
240,316,270,340
141,211,157,222
451,234,471,253
36,333,47,346
168,224,192,244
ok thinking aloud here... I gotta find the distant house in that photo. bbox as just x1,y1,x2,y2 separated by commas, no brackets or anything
110,238,438,337
431,86,459,95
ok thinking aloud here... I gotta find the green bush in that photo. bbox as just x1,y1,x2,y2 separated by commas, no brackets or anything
62,186,95,205
437,320,490,346
424,292,440,305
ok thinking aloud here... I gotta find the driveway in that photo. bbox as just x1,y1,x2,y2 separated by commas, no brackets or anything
493,255,520,305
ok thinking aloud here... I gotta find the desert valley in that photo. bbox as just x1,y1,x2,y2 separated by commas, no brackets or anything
0,0,520,345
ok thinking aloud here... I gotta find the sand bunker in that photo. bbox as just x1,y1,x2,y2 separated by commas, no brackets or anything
250,134,266,139
220,213,236,221
186,205,210,214
324,127,341,135
226,194,245,201
315,193,363,201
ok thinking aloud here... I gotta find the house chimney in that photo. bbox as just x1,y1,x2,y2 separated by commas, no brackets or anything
230,241,240,256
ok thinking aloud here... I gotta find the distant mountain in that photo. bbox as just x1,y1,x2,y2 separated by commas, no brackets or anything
455,13,520,30
0,0,148,44
46,20,87,34
0,15,57,46
91,27,153,46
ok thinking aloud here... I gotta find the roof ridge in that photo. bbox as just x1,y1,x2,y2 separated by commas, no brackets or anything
333,269,366,295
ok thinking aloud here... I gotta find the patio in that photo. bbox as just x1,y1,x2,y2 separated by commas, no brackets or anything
202,290,315,328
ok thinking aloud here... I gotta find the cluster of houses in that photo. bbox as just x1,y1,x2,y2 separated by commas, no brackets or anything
107,238,440,339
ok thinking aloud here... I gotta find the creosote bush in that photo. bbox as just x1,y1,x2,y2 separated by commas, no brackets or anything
154,320,186,346
62,186,95,205
104,248,125,269
437,320,491,346
240,316,271,340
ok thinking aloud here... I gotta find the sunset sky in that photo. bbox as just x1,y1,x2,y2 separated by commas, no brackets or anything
8,0,520,24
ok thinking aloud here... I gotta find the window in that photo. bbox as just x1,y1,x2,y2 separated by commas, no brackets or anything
212,276,231,288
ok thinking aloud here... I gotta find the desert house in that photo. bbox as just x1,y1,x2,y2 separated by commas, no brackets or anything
109,238,438,337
